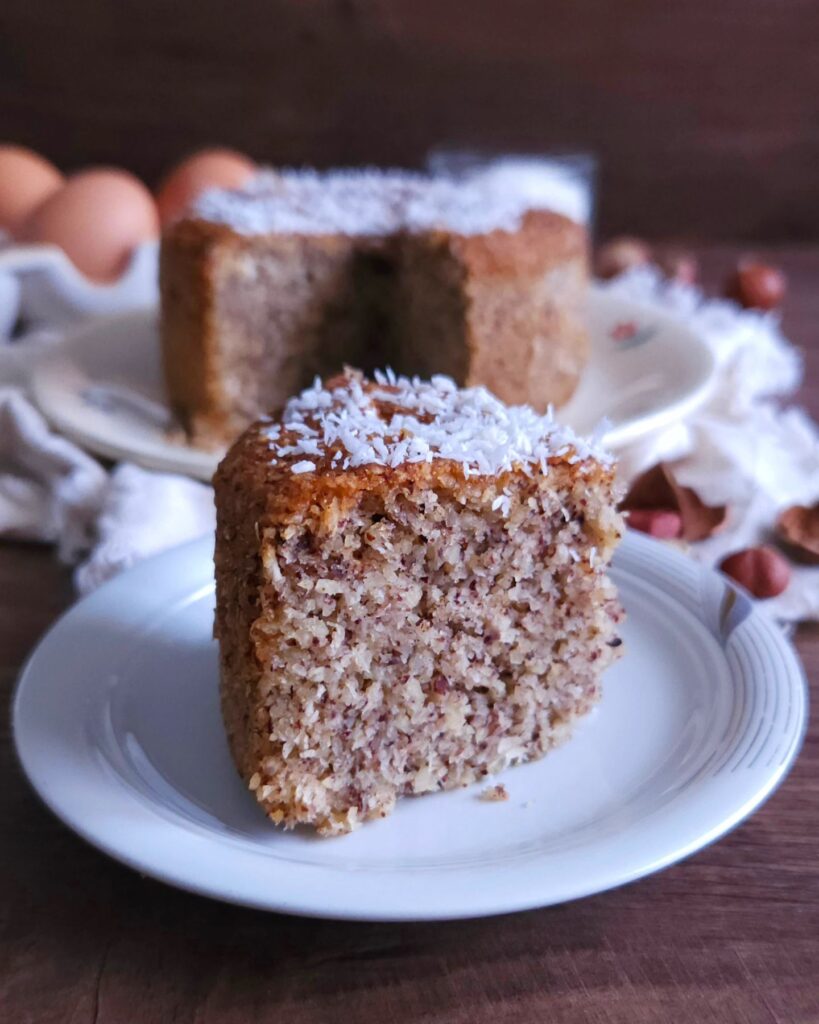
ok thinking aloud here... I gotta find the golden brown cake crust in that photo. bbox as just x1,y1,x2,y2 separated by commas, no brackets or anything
213,366,604,526
215,410,609,533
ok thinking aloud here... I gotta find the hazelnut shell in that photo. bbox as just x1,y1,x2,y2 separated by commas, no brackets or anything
622,463,728,542
776,504,819,565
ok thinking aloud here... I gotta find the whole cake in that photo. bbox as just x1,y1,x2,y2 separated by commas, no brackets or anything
214,370,624,835
161,167,589,447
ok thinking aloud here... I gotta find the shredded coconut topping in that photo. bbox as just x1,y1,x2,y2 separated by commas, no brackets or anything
261,371,612,478
191,161,581,237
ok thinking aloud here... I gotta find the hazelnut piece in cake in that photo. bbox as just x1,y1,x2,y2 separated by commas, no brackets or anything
214,370,624,835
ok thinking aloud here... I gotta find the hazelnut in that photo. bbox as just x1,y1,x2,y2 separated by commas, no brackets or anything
719,546,791,598
626,508,683,539
655,248,698,286
776,504,819,565
595,237,652,280
432,674,450,695
726,260,787,310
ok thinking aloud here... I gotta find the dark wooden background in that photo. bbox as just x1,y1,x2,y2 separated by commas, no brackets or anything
2,0,819,241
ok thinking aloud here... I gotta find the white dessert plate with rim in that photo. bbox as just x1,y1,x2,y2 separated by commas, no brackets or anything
28,287,715,480
13,530,805,921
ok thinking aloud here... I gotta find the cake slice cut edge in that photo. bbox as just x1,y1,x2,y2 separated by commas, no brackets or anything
214,369,625,836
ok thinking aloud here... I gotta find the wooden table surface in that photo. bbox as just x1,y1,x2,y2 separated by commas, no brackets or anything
1,245,817,1024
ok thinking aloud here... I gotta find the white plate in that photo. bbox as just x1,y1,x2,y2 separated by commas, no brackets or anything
30,289,715,481
13,531,805,921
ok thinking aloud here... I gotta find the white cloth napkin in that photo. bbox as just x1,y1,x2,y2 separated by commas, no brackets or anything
0,386,214,592
73,462,215,592
0,387,106,559
1,264,818,619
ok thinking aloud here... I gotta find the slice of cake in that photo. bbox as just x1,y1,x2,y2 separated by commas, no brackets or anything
161,167,589,448
214,370,624,836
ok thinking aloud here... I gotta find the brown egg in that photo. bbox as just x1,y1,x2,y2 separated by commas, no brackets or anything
156,148,256,225
0,145,64,236
21,168,159,282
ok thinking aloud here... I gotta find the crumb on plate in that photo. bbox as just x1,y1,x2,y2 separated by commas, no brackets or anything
479,783,510,803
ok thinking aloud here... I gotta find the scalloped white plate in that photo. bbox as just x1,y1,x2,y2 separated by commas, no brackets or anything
13,531,805,920
29,288,715,480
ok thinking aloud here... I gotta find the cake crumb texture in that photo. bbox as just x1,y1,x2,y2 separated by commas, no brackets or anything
479,784,510,803
214,372,624,836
